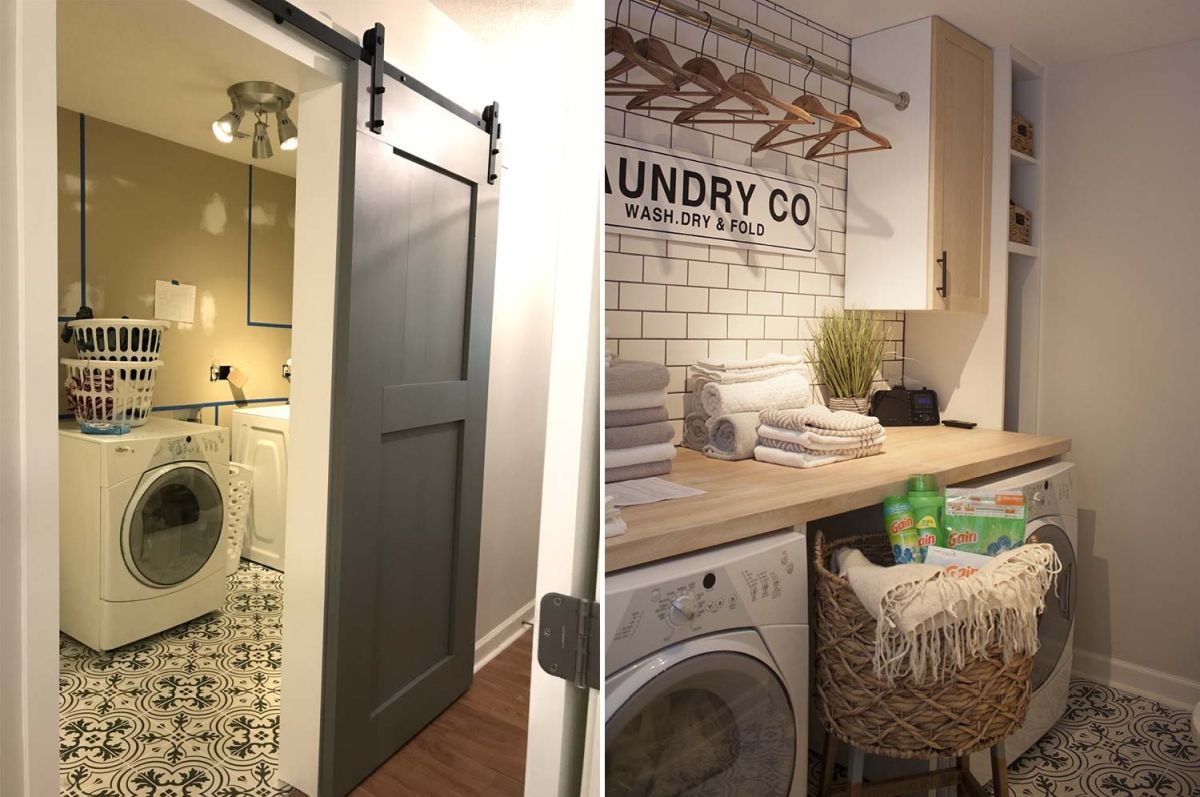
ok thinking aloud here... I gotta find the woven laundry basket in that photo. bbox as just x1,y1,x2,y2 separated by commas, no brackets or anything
812,530,1034,761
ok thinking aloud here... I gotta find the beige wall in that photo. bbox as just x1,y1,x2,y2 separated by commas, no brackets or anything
1042,39,1200,694
56,107,295,425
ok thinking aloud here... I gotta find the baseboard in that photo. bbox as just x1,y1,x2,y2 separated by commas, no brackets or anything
474,600,535,673
1073,648,1200,710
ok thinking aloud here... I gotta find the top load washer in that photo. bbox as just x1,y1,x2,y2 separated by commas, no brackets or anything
605,529,809,796
59,417,230,650
954,460,1077,769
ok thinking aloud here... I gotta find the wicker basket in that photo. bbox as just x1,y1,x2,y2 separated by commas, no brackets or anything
812,530,1034,760
1010,201,1033,245
1011,113,1034,156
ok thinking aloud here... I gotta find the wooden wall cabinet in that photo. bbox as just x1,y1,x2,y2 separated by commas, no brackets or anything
846,17,993,312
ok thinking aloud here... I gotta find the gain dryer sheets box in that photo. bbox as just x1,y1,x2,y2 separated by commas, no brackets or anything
942,489,1027,556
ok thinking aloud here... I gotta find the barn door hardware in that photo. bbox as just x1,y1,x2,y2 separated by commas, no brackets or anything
483,102,501,184
537,592,599,690
362,23,386,133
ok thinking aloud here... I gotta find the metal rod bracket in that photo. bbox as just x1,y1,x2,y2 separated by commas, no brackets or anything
483,102,501,185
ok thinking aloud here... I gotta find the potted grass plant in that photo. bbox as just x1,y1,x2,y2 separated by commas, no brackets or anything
807,309,888,413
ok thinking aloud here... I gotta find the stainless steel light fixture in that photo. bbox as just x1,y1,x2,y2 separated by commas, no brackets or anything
212,81,297,159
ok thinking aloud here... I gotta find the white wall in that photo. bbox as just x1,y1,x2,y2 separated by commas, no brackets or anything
1042,38,1200,704
0,2,61,794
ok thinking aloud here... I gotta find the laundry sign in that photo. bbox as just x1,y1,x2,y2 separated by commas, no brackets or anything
605,136,818,254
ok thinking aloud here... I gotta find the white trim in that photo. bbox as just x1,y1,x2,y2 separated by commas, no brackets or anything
1073,648,1200,711
474,600,534,673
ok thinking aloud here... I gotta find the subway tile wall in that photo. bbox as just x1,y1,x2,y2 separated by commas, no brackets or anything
605,0,905,442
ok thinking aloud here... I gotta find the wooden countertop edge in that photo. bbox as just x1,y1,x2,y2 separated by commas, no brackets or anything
605,434,1071,573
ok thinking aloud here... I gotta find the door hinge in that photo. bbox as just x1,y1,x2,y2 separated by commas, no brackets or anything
483,101,501,185
537,592,599,690
362,23,386,133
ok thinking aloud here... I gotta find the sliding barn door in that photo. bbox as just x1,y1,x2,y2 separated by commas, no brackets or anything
321,61,498,796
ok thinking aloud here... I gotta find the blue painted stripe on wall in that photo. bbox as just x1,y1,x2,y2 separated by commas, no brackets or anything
79,113,87,306
246,163,293,329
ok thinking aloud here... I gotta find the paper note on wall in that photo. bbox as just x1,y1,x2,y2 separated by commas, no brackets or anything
154,280,196,323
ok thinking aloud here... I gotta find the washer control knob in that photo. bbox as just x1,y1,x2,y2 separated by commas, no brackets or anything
668,594,698,626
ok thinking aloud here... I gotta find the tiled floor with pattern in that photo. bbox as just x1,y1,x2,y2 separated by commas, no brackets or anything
60,562,287,797
806,679,1200,796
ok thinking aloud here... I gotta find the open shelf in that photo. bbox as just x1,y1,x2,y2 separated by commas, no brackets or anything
1010,148,1039,167
1008,241,1039,257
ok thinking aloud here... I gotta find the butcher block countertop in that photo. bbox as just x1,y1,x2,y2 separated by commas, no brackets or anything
606,426,1070,572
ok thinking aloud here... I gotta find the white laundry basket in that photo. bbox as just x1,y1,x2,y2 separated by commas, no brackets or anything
225,462,254,574
67,318,168,361
61,359,162,427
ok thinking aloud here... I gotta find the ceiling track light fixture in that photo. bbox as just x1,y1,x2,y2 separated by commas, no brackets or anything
212,81,297,159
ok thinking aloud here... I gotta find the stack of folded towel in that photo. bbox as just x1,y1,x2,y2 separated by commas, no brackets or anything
606,359,676,483
682,353,814,461
755,405,886,469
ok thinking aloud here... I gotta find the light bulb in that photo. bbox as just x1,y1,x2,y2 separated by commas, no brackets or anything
276,108,298,151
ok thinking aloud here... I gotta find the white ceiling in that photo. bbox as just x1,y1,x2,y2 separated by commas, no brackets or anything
57,0,332,177
781,0,1200,65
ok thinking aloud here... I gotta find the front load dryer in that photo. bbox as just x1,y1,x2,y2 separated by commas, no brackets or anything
605,529,809,796
954,460,1077,773
59,417,230,651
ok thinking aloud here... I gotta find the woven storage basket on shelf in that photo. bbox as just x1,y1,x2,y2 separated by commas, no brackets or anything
1011,113,1034,156
1010,201,1033,245
812,530,1034,761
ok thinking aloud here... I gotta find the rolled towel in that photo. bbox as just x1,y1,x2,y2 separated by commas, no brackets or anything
606,459,672,483
761,405,880,435
758,436,884,458
607,388,668,412
607,441,678,469
682,412,709,451
700,370,811,417
606,421,674,449
758,424,886,450
754,444,878,470
606,359,670,396
696,353,806,371
702,412,760,461
606,406,669,428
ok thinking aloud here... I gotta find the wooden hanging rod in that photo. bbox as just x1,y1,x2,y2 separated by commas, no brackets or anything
619,0,910,111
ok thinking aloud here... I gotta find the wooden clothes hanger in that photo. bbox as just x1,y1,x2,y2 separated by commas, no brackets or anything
669,33,815,127
805,109,892,159
605,1,675,87
606,1,722,97
753,54,860,152
622,14,768,116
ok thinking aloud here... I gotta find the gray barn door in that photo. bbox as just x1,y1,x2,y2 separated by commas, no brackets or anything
321,60,499,796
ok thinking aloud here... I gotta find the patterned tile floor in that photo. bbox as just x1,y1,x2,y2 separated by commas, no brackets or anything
60,562,288,797
806,680,1200,796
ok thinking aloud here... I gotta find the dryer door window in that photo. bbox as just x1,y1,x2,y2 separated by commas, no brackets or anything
124,464,224,587
607,651,795,796
1026,520,1075,689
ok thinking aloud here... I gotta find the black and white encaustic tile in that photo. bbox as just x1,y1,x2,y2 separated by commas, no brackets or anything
59,562,289,797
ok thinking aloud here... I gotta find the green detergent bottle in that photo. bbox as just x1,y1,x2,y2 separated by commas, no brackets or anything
883,495,921,564
906,473,944,559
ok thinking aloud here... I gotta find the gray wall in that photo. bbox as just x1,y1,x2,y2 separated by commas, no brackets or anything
1042,38,1200,689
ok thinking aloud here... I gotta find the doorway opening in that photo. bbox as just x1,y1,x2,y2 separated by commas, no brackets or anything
54,0,339,792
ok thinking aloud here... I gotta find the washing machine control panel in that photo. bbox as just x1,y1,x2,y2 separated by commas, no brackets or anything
605,531,807,674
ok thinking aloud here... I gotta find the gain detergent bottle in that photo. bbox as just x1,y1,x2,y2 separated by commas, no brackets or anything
883,495,921,564
906,473,944,560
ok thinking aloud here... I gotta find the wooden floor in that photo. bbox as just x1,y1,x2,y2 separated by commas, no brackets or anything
295,631,531,797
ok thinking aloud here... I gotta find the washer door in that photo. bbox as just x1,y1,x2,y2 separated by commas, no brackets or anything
1026,518,1076,689
123,462,224,588
607,649,795,796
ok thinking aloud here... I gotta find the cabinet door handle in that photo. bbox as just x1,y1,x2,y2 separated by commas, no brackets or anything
936,250,948,298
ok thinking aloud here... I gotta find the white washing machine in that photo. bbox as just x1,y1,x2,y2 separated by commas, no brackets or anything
955,460,1077,776
232,404,289,570
605,529,809,796
59,417,230,651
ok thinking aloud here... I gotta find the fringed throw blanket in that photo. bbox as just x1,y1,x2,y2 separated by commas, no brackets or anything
834,543,1062,685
